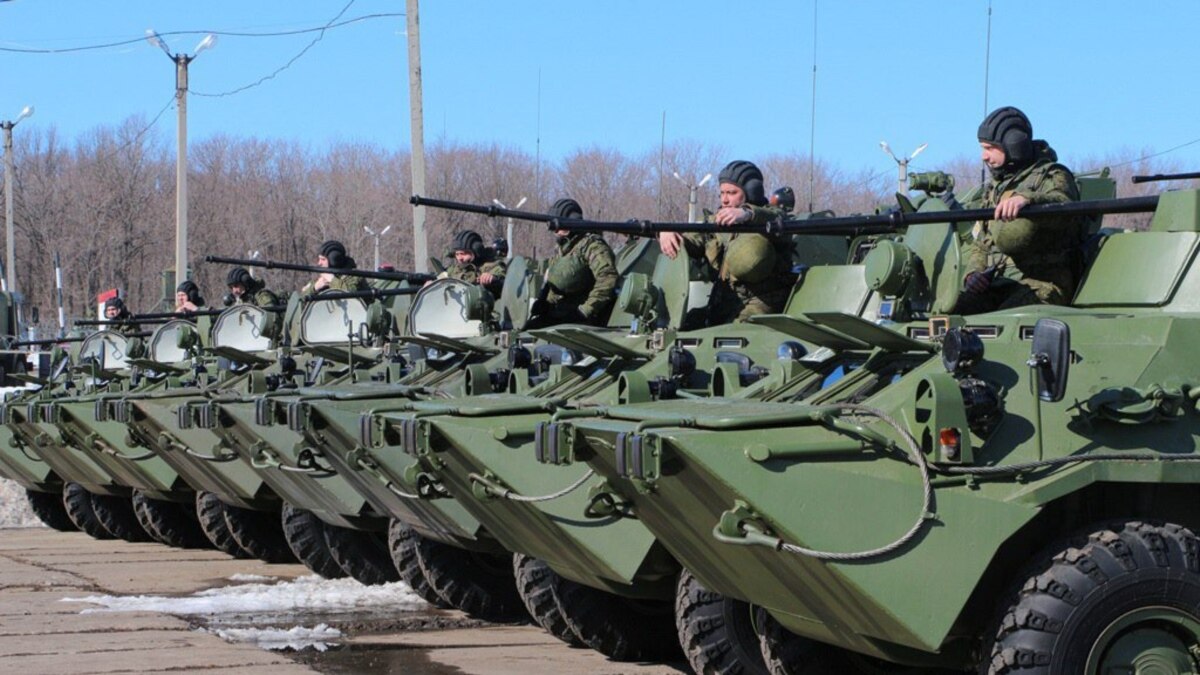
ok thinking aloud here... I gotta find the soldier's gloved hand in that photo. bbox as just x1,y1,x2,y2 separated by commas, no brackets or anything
715,206,753,226
658,232,683,259
479,272,495,286
964,270,993,294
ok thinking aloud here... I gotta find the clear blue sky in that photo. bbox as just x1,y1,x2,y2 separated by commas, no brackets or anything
1,0,1198,179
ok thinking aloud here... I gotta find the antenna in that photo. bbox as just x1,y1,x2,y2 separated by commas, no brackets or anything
982,0,993,186
880,141,928,195
658,111,666,219
535,69,542,213
807,0,819,213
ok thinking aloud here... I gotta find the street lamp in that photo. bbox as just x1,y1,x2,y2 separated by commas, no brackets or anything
1,104,33,295
147,29,217,289
491,197,526,260
363,225,393,270
880,141,927,196
672,171,712,223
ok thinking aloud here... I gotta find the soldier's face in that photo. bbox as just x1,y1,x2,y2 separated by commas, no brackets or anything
455,250,475,264
317,255,330,268
980,142,1006,168
230,284,246,298
720,183,746,208
105,305,119,319
175,291,189,306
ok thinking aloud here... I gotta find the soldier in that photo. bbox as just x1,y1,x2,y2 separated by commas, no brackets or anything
174,280,206,313
658,160,793,324
953,106,1082,315
224,267,279,308
103,297,141,337
436,230,507,297
770,186,796,214
303,240,369,294
527,198,618,328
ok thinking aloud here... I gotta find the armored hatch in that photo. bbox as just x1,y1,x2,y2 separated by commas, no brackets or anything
300,296,370,345
212,305,273,352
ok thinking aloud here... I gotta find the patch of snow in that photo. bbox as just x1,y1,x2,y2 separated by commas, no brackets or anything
228,573,277,583
207,623,342,651
63,574,428,616
0,478,42,528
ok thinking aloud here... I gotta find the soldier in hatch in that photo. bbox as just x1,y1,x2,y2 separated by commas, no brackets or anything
302,240,370,294
657,160,794,324
526,198,618,328
103,297,141,337
436,230,507,297
770,186,796,214
224,267,280,308
952,106,1082,315
174,281,207,313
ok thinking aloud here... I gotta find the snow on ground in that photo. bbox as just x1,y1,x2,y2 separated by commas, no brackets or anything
0,477,41,528
227,573,278,583
63,574,428,651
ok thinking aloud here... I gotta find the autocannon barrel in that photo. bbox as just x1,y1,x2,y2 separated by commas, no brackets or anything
1132,171,1200,184
411,193,1161,238
205,255,434,284
301,287,422,303
13,330,153,347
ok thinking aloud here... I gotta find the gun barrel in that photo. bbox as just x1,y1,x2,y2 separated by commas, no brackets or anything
410,195,557,223
75,318,170,327
14,330,153,347
205,256,434,284
301,287,422,303
1132,172,1200,184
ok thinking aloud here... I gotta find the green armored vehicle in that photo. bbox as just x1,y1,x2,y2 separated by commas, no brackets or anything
560,190,1200,673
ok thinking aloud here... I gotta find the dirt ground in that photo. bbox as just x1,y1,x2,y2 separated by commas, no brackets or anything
0,528,688,674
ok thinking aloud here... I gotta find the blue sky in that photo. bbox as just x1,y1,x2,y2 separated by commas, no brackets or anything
1,0,1198,179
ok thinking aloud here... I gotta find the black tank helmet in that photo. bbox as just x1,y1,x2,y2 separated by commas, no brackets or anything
548,198,584,220
770,186,796,213
718,160,767,206
978,106,1034,171
319,240,352,269
176,280,205,307
451,230,486,260
226,266,255,289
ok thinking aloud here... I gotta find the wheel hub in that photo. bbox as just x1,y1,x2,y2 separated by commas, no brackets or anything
1088,607,1200,674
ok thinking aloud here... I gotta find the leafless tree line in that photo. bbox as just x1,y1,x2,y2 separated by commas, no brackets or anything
0,115,1188,328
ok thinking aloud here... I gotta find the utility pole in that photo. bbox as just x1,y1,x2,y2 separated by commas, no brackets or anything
363,224,392,270
1,105,33,296
672,171,712,223
147,30,216,288
880,141,927,195
406,0,429,273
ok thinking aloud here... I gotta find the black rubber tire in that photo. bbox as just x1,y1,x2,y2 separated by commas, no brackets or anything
387,520,452,609
62,482,114,540
676,569,768,675
513,554,584,647
281,504,347,579
195,491,254,558
982,520,1200,674
412,533,528,623
323,524,401,585
131,490,211,549
552,572,681,662
92,491,154,543
224,502,297,564
26,488,77,532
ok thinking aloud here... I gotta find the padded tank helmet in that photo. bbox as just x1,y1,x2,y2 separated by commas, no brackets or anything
718,160,767,206
770,187,796,213
452,230,486,260
319,240,349,269
725,234,776,284
548,198,584,221
176,280,205,307
546,255,593,295
978,106,1034,170
226,266,254,288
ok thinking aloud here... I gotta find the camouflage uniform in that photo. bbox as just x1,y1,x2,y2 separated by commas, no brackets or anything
440,256,507,297
682,204,794,324
538,233,618,326
302,273,369,295
954,145,1081,315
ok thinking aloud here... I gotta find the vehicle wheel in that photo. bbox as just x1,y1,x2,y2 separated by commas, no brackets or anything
224,502,297,564
131,490,211,549
323,524,400,585
756,606,930,674
26,488,76,532
982,520,1200,674
677,569,767,675
412,533,528,623
513,554,584,647
280,504,346,579
387,520,451,608
552,571,681,662
62,482,114,540
195,491,254,558
91,491,154,543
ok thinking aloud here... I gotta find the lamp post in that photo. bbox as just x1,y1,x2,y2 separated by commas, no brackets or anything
147,30,216,288
1,105,33,295
672,171,712,223
363,225,393,270
880,141,927,196
491,197,526,260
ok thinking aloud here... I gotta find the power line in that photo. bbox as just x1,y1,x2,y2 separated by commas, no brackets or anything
0,11,401,54
1088,136,1200,173
192,0,360,98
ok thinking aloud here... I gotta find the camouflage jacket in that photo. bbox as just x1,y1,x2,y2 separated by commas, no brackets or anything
440,257,507,297
301,273,370,295
682,204,796,322
962,152,1081,283
236,288,280,308
546,233,618,321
